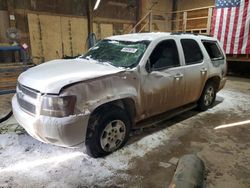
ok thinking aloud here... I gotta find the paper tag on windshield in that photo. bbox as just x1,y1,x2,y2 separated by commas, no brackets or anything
121,47,137,53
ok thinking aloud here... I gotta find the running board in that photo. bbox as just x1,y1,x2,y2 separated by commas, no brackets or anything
133,103,197,130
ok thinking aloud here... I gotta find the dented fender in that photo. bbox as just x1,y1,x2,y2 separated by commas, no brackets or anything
60,71,140,119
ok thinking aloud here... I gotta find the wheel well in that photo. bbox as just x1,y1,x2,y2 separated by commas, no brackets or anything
206,76,221,91
90,98,136,125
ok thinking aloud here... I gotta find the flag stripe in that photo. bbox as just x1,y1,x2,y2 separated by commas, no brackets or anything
230,7,240,54
211,9,217,35
246,26,250,54
214,9,221,38
223,8,232,52
217,9,224,41
220,8,228,47
233,0,245,54
241,1,250,53
226,7,236,53
238,0,249,54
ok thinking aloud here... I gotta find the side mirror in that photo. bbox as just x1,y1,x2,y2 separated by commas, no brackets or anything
145,59,152,73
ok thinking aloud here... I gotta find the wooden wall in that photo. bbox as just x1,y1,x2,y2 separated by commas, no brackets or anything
27,13,88,63
171,0,215,33
139,0,173,32
177,0,214,10
0,0,137,64
0,10,9,43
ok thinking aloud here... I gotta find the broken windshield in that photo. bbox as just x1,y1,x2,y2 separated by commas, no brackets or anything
82,40,149,68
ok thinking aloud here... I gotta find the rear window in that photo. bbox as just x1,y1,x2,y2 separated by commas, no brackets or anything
202,41,224,60
181,39,203,65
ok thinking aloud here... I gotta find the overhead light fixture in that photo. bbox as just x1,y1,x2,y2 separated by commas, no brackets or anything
93,0,101,10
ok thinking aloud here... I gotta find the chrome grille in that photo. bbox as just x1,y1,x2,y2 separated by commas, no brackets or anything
17,83,39,114
17,94,36,114
17,83,38,99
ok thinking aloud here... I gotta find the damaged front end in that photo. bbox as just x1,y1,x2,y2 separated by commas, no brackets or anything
12,83,90,147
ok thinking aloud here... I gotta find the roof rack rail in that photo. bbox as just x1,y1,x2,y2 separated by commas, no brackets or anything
170,32,198,36
170,32,213,37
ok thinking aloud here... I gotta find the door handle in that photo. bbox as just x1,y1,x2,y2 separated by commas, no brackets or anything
174,73,183,80
200,68,208,74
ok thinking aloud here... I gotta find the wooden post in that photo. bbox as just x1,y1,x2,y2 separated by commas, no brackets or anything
171,0,178,31
135,0,142,32
207,7,213,35
149,11,153,32
183,11,187,32
86,0,93,35
7,0,15,28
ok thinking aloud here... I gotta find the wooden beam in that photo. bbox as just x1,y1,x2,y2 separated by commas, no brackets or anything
171,0,178,31
135,0,142,32
149,11,152,32
182,11,187,32
86,0,93,35
170,5,215,14
6,0,15,27
187,16,208,21
206,7,213,35
93,17,135,24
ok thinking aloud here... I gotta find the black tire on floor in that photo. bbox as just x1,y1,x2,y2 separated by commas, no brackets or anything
0,110,13,123
197,82,216,111
85,106,131,158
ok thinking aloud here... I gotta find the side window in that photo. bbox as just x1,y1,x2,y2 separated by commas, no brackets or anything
202,41,224,60
181,39,203,65
149,40,180,70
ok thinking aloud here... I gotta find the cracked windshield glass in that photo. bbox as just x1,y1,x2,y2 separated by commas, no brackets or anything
83,40,149,68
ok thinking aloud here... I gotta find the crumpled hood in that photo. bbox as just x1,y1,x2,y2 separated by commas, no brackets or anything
18,58,124,94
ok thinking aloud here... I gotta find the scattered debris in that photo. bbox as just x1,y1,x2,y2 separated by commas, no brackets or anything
0,122,25,135
159,162,172,169
168,157,179,166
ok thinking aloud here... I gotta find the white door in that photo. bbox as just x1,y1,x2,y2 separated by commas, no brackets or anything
140,39,185,118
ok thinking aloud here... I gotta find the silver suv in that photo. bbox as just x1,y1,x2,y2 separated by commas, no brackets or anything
12,33,227,157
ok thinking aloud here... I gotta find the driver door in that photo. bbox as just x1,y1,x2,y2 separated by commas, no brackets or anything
140,39,185,118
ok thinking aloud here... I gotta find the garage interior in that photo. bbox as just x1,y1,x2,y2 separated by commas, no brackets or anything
0,0,250,187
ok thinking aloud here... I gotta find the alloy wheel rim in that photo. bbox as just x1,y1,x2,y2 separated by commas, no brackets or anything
100,120,126,152
204,86,214,106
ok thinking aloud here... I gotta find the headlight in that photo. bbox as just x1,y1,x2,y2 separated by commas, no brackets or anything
40,95,77,117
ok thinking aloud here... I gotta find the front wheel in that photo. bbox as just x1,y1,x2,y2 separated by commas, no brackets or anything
85,106,131,158
197,82,216,111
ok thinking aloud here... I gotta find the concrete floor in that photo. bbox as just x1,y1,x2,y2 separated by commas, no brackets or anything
0,76,250,188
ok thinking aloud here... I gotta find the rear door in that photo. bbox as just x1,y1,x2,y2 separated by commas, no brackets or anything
180,38,208,104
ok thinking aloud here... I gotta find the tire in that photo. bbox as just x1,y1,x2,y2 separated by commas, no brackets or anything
197,82,216,111
85,106,131,158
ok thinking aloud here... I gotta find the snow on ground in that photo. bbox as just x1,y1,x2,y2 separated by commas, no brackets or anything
0,83,250,187
0,118,185,187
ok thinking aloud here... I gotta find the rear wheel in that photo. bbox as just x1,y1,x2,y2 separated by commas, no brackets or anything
86,106,131,158
197,82,216,111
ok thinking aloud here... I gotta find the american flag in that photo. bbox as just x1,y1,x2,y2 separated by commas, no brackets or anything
211,0,250,54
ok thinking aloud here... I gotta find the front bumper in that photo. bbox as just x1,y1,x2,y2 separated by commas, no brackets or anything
12,94,90,147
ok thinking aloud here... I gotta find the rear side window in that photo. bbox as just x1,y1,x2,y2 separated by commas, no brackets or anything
181,39,203,65
202,41,224,60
